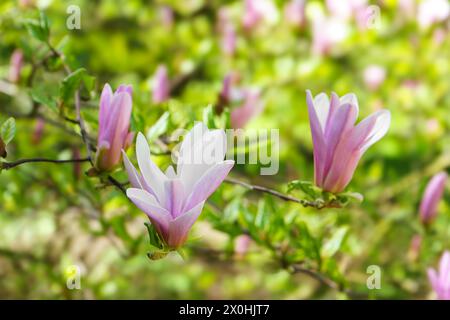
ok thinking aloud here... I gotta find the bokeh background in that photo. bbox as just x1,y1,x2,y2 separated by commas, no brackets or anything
0,0,449,299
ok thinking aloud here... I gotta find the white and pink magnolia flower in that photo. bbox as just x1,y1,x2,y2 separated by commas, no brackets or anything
363,65,386,91
152,65,170,104
428,251,450,300
419,172,448,224
306,91,391,193
95,84,134,172
417,0,450,29
123,124,234,249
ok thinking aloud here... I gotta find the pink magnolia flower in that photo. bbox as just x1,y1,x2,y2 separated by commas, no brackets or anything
95,83,134,172
152,65,170,104
159,5,174,28
419,172,448,224
284,0,306,27
8,49,23,83
123,123,234,249
428,251,450,300
306,91,391,193
363,65,386,91
220,74,264,129
242,0,278,30
417,0,450,29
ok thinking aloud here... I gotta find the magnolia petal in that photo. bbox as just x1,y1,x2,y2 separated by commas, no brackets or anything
122,150,143,189
165,165,177,179
184,160,234,212
340,93,359,120
108,92,132,167
136,132,167,203
313,92,330,132
126,188,170,235
116,84,133,96
98,83,113,139
306,90,327,186
164,179,185,218
428,268,440,294
167,201,204,248
360,110,391,153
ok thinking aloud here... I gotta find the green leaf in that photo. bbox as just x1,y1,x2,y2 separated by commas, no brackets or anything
288,180,322,199
1,118,16,145
336,192,364,206
30,88,58,113
144,222,164,250
146,112,169,142
59,68,93,103
321,226,349,258
202,104,215,128
23,12,50,42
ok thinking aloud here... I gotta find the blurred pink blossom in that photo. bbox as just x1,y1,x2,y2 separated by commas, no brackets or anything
242,0,278,30
363,65,386,91
234,234,252,257
284,0,306,27
417,0,450,29
218,9,237,56
152,65,170,104
8,49,23,83
312,17,349,55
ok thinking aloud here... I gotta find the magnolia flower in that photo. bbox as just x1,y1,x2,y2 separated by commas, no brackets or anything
284,0,306,27
363,65,386,91
242,0,278,30
8,49,23,83
306,91,390,193
95,83,134,172
326,0,367,21
417,0,450,29
123,124,234,249
220,74,264,129
151,65,170,104
428,251,450,300
419,172,448,224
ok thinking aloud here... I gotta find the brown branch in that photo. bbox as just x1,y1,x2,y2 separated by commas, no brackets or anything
224,177,328,209
1,157,91,170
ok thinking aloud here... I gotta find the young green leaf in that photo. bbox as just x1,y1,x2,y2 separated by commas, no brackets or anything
146,112,169,142
1,118,16,146
321,226,349,258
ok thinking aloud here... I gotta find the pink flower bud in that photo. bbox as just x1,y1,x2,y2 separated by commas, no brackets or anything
234,234,251,257
152,65,170,104
419,172,448,225
95,83,134,172
31,118,45,145
306,91,390,193
9,49,24,83
428,251,450,300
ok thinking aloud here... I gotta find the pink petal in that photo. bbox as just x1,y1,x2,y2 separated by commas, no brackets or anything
167,201,204,248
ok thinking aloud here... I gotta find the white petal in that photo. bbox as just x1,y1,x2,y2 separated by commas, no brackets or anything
136,132,167,203
122,150,143,189
340,93,359,120
313,93,330,132
360,110,391,152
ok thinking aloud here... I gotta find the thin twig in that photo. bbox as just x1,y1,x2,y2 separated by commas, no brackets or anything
224,177,327,209
1,157,91,170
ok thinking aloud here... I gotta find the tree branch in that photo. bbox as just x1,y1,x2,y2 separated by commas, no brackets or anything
1,157,91,170
224,177,328,209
